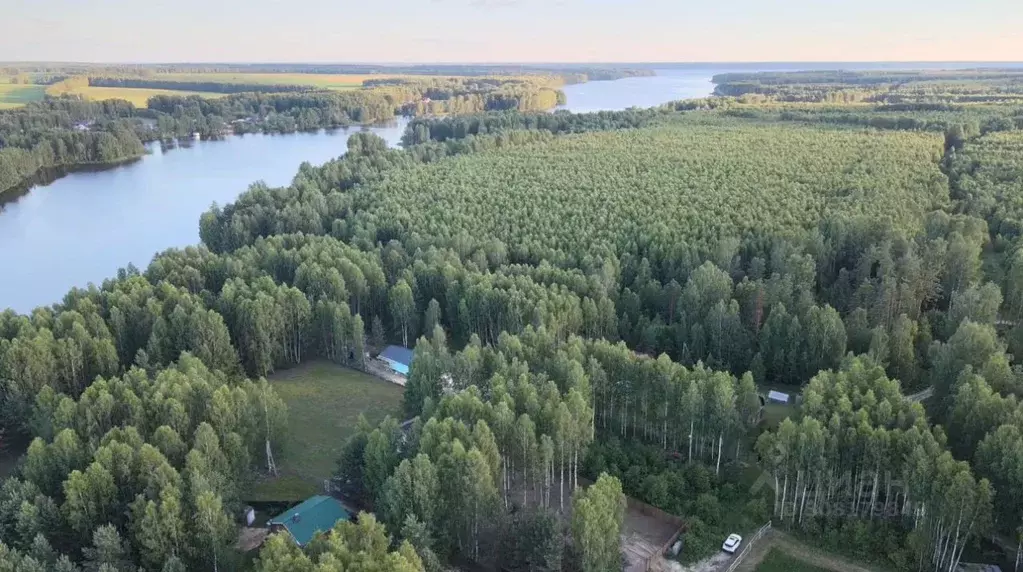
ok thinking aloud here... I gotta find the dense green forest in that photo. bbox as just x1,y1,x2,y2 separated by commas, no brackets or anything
3,69,1023,571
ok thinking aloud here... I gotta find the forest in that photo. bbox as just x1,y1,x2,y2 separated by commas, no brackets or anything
0,97,146,195
2,69,1023,572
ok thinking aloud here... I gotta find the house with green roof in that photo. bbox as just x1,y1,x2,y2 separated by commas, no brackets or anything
267,495,352,547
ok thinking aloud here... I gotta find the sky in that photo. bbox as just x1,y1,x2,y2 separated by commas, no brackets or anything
3,0,1022,63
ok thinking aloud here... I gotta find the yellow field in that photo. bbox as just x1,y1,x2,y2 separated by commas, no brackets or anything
68,86,226,107
0,83,46,108
157,72,379,89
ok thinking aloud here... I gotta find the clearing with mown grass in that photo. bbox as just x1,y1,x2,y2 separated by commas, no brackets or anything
755,548,831,572
247,360,403,501
0,83,46,108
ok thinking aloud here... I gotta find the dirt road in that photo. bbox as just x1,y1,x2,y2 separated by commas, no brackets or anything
660,529,882,572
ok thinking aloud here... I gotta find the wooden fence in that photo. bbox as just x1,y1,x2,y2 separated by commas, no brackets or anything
724,520,773,572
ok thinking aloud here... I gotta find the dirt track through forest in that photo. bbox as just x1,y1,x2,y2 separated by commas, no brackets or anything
731,530,879,572
663,529,881,572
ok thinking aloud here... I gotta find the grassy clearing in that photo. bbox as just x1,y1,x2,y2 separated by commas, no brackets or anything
755,548,831,572
67,86,226,107
246,360,403,502
761,402,796,430
0,84,46,108
158,72,378,90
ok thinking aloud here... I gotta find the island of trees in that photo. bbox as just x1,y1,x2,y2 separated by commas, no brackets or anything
2,68,1023,572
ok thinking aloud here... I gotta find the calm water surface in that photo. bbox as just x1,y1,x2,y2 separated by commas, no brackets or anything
0,120,407,312
559,67,719,112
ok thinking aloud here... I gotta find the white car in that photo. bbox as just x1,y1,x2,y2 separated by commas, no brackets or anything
722,533,742,554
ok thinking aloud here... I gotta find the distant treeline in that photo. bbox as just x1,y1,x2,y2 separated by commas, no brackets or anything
363,77,533,89
713,69,1023,104
140,64,655,81
1,62,654,81
55,74,570,115
4,72,69,85
87,76,314,94
713,69,1023,86
144,77,568,134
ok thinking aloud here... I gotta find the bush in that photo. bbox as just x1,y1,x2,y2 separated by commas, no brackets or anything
583,436,771,563
694,494,721,526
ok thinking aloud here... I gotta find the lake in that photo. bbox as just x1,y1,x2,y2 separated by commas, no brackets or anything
0,120,408,313
559,67,720,113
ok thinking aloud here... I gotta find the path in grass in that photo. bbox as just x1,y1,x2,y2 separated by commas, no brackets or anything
248,360,403,501
730,530,881,572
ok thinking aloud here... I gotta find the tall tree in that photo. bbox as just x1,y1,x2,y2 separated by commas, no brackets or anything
390,281,415,348
191,491,233,572
423,300,442,337
571,473,624,572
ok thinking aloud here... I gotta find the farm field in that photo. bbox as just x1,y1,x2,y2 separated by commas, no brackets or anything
67,86,226,107
0,83,46,108
247,360,404,501
157,72,383,89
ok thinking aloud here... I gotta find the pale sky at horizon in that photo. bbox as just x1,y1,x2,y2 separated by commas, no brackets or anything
3,0,1022,63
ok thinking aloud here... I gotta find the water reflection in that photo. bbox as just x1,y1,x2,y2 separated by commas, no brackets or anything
0,119,408,312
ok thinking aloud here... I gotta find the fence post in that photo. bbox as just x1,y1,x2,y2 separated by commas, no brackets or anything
724,520,772,572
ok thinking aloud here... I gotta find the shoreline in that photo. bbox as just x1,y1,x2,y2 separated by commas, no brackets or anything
0,117,413,206
0,155,146,206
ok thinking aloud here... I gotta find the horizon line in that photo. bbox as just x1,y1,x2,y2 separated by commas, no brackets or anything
3,59,1023,66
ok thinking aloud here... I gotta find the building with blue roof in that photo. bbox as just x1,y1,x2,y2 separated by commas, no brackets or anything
267,495,351,547
378,345,414,376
